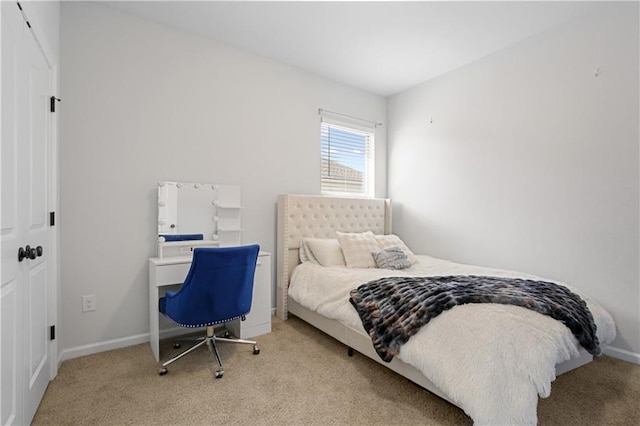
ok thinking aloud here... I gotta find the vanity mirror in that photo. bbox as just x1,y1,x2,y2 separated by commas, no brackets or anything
157,181,242,257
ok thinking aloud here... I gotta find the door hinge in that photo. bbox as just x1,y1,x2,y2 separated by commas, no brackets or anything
50,96,61,113
50,211,55,226
50,325,56,341
17,3,31,28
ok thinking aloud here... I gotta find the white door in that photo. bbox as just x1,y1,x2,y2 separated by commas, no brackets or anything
1,2,53,424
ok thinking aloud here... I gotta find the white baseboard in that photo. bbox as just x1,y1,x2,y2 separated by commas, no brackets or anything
57,326,198,366
58,332,150,366
603,345,640,365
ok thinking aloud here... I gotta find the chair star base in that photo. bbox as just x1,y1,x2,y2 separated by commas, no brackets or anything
158,325,259,378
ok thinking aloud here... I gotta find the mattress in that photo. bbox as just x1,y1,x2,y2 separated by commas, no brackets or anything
288,254,616,424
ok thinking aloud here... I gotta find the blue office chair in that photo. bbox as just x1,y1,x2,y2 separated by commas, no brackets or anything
158,244,261,378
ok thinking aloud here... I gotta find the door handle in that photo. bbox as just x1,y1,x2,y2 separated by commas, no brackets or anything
17,245,43,262
24,245,36,260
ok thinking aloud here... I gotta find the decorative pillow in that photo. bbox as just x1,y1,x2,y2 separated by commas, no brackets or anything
335,231,379,268
372,247,412,270
298,240,319,264
375,234,419,264
302,238,346,267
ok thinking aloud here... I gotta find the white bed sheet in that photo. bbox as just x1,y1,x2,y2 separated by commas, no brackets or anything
288,254,616,425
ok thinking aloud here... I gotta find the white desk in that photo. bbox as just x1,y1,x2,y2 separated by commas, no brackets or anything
148,252,272,362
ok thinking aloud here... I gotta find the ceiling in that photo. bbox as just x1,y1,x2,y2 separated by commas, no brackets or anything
103,1,608,97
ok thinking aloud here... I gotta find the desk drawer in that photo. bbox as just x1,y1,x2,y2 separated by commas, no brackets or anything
155,263,191,286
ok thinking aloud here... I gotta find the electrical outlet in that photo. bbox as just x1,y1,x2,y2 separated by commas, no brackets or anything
82,295,96,312
179,246,193,254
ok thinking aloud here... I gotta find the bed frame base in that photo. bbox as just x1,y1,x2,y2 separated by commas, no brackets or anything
288,297,458,404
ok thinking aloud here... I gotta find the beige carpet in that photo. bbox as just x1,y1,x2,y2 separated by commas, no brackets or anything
34,316,639,425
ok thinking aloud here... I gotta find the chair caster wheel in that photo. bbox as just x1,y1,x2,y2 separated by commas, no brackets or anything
173,342,181,349
215,370,223,379
159,367,168,376
252,345,260,355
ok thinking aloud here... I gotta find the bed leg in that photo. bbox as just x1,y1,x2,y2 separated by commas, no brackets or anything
347,347,354,357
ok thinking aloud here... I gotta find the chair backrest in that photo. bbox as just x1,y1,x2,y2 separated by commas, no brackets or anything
164,245,260,327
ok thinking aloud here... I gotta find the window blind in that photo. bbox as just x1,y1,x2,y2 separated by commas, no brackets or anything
320,120,374,197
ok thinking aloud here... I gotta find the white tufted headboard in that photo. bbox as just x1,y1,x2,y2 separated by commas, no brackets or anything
276,194,392,320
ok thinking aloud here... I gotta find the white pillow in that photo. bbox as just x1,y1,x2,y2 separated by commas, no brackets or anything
302,238,345,267
375,234,419,264
298,240,319,264
335,231,379,268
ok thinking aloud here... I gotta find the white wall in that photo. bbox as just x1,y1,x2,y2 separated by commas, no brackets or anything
59,2,386,357
388,3,639,359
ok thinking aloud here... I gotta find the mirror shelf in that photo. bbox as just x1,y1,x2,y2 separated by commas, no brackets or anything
213,202,243,209
156,240,220,259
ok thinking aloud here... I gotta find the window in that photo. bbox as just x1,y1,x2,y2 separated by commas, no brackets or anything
320,118,375,197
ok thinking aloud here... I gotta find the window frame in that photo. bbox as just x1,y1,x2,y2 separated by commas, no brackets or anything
320,117,375,198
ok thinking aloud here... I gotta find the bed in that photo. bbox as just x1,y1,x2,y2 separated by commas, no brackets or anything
275,194,616,425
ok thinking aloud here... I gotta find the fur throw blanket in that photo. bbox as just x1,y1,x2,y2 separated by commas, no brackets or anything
349,275,600,362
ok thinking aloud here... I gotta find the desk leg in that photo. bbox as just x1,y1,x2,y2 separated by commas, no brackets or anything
150,282,160,362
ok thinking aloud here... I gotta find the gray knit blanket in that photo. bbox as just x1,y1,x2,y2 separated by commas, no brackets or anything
349,275,600,362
